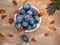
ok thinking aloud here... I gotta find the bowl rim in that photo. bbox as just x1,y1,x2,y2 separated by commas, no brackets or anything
14,6,42,32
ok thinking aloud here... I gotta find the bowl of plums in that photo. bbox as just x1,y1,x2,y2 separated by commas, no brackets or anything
14,3,41,32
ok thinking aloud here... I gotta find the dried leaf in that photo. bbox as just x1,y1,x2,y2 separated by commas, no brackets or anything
8,17,14,24
45,32,49,37
12,0,17,5
17,44,20,45
38,11,47,17
46,2,56,15
0,34,4,40
31,38,37,42
48,26,56,31
18,29,25,36
23,0,28,4
50,20,55,24
8,34,13,37
0,9,6,13
1,15,7,19
38,13,41,17
14,10,20,14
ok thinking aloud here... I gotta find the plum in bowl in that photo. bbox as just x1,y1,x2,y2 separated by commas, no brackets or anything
14,3,41,32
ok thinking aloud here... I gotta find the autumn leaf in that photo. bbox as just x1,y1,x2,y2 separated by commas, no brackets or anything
8,17,14,24
1,15,7,19
31,38,37,42
0,9,6,13
18,29,25,36
50,20,55,24
0,34,4,40
48,26,56,31
45,32,49,37
8,34,13,37
12,0,17,5
14,10,20,14
38,11,47,17
23,0,29,5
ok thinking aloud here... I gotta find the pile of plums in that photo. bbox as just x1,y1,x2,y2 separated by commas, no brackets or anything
15,3,40,30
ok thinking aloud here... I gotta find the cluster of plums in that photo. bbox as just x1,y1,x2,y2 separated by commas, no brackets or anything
15,3,40,30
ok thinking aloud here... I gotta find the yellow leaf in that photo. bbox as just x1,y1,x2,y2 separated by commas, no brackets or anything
18,29,25,36
0,9,6,13
0,34,4,40
48,26,56,31
23,0,28,4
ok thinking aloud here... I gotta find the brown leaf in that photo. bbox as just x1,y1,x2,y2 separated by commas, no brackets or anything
45,32,49,37
17,44,20,45
8,34,13,37
48,26,56,31
31,38,37,42
12,0,17,5
1,15,7,19
50,20,55,24
8,17,14,24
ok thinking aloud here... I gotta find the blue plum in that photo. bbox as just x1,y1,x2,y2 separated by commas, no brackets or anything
29,17,34,24
27,25,32,30
15,23,23,30
32,24,37,29
23,3,31,10
34,16,40,23
20,9,25,15
21,35,29,42
30,8,38,16
22,21,29,28
27,10,33,15
24,15,31,22
16,14,23,23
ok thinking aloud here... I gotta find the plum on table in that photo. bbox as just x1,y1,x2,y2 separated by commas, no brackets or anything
21,35,29,42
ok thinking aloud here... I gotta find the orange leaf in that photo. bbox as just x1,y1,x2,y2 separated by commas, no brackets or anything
48,26,56,31
0,9,6,13
0,34,4,40
38,11,47,17
18,29,25,36
14,10,20,14
23,0,28,4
